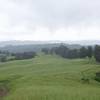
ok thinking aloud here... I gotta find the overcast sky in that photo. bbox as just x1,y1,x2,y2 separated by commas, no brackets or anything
0,0,100,41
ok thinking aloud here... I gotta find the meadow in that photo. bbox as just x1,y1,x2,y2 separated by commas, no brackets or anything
0,54,100,100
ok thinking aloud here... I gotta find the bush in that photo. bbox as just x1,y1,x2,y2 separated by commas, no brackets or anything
95,72,100,82
81,77,90,83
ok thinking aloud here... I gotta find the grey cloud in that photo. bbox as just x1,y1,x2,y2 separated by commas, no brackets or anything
30,0,100,26
0,0,100,36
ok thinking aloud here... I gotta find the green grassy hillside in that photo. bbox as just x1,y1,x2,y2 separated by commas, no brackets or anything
0,54,100,100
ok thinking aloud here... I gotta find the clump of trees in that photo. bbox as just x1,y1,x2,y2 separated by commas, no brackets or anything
0,50,37,62
41,44,100,64
42,45,93,59
42,44,100,63
13,52,37,60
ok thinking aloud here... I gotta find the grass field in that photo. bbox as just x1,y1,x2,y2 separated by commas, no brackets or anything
0,54,100,100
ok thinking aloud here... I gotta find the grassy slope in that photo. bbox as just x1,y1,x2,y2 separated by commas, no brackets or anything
0,54,100,100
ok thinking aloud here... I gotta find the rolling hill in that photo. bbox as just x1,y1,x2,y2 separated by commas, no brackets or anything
0,54,100,100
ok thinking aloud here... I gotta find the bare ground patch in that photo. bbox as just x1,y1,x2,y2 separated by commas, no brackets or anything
0,86,8,97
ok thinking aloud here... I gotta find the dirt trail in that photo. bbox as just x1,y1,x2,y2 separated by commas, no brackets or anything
0,86,8,97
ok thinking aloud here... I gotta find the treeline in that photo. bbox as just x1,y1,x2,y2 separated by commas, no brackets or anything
12,52,36,60
0,51,37,62
42,45,100,62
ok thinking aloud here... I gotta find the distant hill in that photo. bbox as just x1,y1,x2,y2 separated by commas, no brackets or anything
65,40,100,45
0,40,100,47
0,40,100,53
0,43,81,53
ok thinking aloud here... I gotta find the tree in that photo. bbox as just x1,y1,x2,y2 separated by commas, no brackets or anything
79,47,87,58
0,55,7,62
41,48,50,54
67,49,79,59
55,45,69,58
94,45,100,62
51,45,79,59
87,46,93,59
